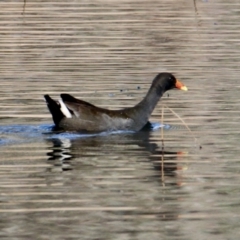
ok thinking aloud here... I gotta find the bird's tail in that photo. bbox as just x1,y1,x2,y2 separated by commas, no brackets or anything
44,95,65,126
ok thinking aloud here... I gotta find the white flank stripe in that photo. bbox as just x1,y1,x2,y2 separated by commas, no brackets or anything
59,99,72,118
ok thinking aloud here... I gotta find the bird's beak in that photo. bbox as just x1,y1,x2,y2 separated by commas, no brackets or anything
175,79,188,91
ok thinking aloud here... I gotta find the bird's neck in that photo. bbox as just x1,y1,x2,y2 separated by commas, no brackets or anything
136,84,164,116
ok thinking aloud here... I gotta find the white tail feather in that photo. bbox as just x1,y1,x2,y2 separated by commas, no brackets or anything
59,99,72,118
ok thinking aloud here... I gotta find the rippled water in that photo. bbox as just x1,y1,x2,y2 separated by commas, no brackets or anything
0,0,240,239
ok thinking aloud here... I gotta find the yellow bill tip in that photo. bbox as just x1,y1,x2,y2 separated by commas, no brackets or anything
180,86,188,91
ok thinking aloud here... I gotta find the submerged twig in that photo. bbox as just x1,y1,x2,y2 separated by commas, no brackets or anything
193,0,198,15
161,106,164,147
160,106,165,184
22,0,26,15
193,0,201,28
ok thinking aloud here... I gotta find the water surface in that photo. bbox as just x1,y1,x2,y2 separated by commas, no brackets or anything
0,0,240,239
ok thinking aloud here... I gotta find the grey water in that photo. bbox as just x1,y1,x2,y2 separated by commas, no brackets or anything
0,0,240,239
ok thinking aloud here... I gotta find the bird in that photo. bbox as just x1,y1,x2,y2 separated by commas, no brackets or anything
44,72,187,133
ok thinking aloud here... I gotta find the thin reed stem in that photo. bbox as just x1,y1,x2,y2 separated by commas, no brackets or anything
163,104,198,144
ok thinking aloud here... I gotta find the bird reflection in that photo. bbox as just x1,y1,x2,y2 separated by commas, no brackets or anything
47,138,73,171
45,129,188,223
46,129,187,180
